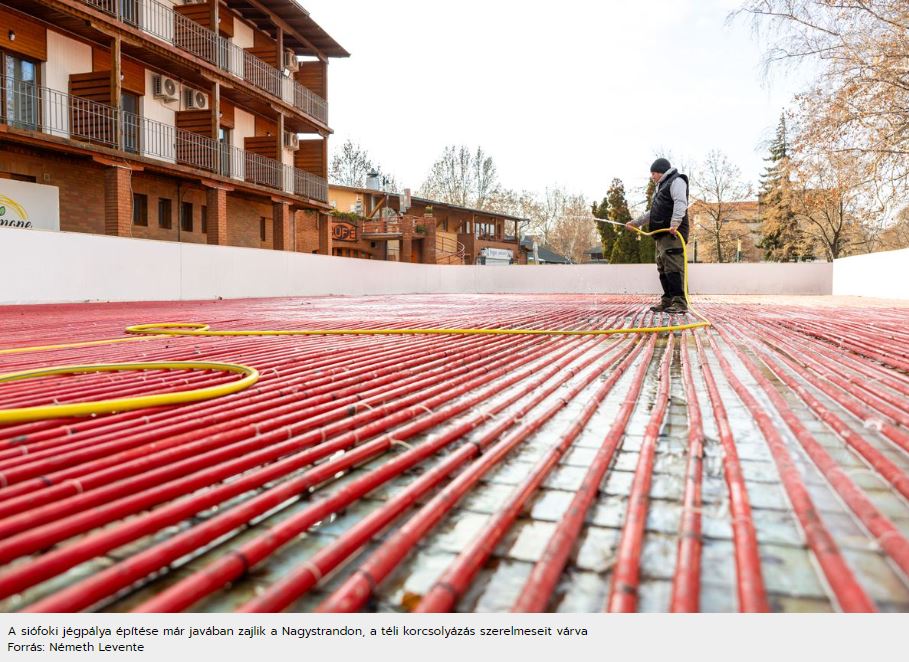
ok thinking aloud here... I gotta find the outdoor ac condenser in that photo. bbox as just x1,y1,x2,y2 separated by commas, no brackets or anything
152,75,179,102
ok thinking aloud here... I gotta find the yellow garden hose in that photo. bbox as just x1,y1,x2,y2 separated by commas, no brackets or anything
0,362,259,425
123,228,709,338
0,228,705,424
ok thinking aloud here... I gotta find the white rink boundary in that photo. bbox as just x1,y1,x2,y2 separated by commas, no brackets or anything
0,227,872,304
831,247,909,300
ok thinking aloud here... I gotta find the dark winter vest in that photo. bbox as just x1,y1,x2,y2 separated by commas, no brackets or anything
649,171,690,240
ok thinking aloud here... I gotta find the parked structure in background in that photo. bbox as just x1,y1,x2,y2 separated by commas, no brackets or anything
583,244,607,263
0,0,346,253
521,236,571,265
327,183,530,265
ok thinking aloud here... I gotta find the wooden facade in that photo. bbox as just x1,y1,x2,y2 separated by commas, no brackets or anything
92,48,146,96
0,5,46,61
294,138,327,178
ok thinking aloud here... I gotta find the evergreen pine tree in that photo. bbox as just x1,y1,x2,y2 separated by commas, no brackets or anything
607,179,640,264
592,196,615,259
638,178,657,263
758,115,807,261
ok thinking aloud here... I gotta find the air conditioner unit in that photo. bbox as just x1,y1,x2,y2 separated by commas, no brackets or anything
284,49,299,73
182,0,206,5
184,88,209,110
283,131,300,150
152,74,179,102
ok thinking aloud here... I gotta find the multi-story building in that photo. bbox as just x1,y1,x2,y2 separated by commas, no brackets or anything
0,0,346,252
327,183,530,265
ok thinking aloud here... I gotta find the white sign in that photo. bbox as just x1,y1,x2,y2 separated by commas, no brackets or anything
0,179,60,231
481,247,513,260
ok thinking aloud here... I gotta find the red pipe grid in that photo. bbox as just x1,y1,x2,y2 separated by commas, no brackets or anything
0,294,906,613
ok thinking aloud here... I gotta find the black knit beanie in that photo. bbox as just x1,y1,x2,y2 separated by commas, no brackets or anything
650,158,671,174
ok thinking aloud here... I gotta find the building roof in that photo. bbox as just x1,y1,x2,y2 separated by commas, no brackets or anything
329,184,400,198
521,238,572,264
224,0,350,58
328,185,530,223
411,197,530,223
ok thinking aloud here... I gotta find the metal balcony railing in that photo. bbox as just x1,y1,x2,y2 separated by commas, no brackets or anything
0,76,328,202
79,0,328,125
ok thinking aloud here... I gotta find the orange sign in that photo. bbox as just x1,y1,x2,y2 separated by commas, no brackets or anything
331,221,358,242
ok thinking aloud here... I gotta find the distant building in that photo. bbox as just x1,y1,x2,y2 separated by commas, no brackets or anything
328,184,530,264
521,237,572,265
688,199,762,262
583,244,607,263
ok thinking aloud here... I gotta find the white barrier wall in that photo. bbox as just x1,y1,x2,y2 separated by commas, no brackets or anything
1,228,835,304
832,247,909,300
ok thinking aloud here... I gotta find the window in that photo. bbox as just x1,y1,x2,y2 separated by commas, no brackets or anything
218,128,231,176
3,53,39,130
476,222,495,240
180,201,193,232
158,198,172,229
259,217,267,242
132,193,148,226
201,205,208,234
120,92,140,154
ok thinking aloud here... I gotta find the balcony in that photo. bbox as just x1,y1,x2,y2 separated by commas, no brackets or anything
0,75,328,202
360,216,412,237
80,0,328,126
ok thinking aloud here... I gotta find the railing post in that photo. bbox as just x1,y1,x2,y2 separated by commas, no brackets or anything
111,35,123,150
210,80,221,172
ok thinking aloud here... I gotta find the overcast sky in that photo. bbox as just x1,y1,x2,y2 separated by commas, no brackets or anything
305,0,808,206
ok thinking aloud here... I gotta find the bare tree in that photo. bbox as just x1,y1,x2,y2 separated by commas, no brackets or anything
691,150,752,263
736,0,909,207
472,148,498,209
419,145,500,209
548,194,597,264
329,139,398,190
877,206,909,251
790,151,867,260
534,186,568,244
485,188,542,239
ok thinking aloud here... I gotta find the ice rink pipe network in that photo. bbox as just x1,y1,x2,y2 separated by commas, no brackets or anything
0,227,705,426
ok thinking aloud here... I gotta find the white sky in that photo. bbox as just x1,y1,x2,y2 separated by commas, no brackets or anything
304,0,809,207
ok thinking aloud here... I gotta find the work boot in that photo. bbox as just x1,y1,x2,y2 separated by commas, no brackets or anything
650,296,672,312
665,296,688,315
650,273,672,311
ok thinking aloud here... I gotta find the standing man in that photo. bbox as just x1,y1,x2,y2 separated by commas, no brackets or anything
625,158,690,314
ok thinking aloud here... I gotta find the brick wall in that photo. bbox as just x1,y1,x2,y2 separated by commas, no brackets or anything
0,145,104,234
295,209,321,253
129,174,208,244
0,142,324,253
227,195,272,249
104,166,132,236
